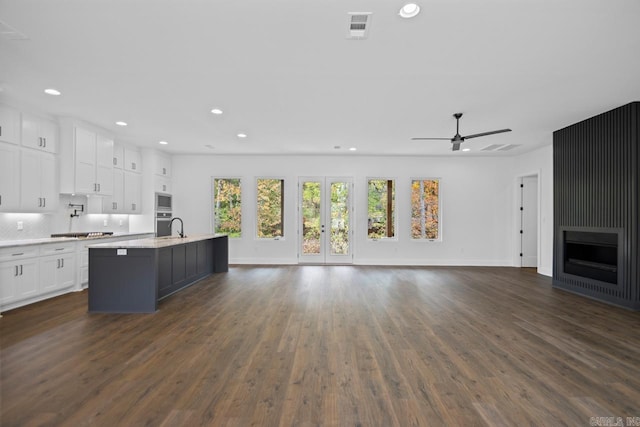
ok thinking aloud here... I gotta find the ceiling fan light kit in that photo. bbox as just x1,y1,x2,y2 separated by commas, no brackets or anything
412,113,512,151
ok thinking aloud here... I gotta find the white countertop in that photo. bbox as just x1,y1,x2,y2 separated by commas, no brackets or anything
88,234,226,249
0,232,155,249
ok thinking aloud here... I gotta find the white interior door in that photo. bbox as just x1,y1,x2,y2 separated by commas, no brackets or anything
520,175,538,267
298,177,353,264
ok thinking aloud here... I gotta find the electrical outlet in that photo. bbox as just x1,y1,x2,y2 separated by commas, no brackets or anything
17,221,23,231
119,219,123,226
103,219,108,227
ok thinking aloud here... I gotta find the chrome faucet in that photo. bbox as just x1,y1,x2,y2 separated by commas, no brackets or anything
169,217,185,238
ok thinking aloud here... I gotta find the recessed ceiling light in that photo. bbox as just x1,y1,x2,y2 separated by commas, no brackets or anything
399,3,420,18
158,140,168,145
237,133,247,139
115,121,128,126
205,144,215,149
334,145,341,150
211,108,223,115
462,148,471,152
44,88,61,96
349,147,357,151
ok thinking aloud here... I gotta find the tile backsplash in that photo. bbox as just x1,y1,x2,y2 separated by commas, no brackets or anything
0,195,131,241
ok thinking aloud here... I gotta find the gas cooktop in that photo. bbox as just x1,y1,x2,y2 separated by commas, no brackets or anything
51,232,114,238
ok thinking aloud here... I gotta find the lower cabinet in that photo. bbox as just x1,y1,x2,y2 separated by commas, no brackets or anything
0,258,39,306
40,253,76,294
158,240,214,300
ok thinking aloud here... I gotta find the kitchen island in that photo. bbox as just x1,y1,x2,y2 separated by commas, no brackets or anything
88,234,228,313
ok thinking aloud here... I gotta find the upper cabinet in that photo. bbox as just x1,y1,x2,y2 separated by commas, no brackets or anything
113,144,124,169
155,152,171,178
21,113,57,153
20,150,58,212
0,143,20,211
59,121,114,196
0,104,21,145
124,147,141,173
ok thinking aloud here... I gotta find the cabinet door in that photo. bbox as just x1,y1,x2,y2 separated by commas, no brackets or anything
0,104,20,145
39,119,58,153
21,114,57,153
20,149,41,211
39,153,57,211
113,144,124,169
123,172,141,213
105,168,124,213
156,155,171,177
74,127,97,194
124,147,141,172
0,262,18,304
155,177,171,194
95,134,114,195
0,143,20,211
58,254,76,290
40,255,59,293
17,259,39,300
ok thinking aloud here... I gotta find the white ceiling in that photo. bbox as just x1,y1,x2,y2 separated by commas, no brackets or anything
1,0,639,156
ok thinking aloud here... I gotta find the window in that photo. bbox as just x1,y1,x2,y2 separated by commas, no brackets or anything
411,179,440,240
367,179,395,239
257,178,284,238
213,178,242,237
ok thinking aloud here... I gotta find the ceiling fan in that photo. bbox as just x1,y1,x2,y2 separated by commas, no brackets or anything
412,113,512,151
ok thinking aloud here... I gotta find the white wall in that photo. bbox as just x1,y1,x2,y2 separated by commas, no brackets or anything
172,154,519,266
510,144,554,276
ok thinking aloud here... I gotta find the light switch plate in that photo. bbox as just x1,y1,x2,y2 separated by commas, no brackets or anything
17,221,23,230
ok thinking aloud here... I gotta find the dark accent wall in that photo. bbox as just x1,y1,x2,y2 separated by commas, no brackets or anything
553,101,639,310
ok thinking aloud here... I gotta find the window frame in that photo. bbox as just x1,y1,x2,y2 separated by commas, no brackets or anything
366,177,398,241
410,177,442,242
211,177,243,239
255,177,285,240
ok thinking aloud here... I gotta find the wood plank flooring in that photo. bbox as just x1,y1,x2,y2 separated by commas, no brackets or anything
1,266,640,426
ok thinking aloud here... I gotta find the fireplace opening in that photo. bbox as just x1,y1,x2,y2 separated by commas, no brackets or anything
563,231,618,284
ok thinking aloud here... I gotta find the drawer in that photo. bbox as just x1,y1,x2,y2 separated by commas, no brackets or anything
0,245,40,262
40,241,76,255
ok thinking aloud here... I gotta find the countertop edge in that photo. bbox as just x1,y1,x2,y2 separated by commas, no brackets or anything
0,232,156,249
88,234,227,249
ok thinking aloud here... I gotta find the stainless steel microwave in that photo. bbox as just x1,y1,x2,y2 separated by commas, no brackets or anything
155,193,172,211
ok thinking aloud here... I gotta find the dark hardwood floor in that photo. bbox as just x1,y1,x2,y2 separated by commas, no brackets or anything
1,266,640,426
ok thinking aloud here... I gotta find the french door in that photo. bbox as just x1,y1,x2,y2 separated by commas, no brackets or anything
298,177,353,264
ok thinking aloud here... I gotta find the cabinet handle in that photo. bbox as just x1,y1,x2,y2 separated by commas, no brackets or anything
38,197,42,207
163,167,166,175
57,259,60,268
43,138,47,148
163,184,166,192
14,265,18,276
38,137,42,147
113,202,116,210
43,198,46,208
20,265,23,275
98,183,101,192
132,203,135,211
132,162,136,170
55,248,64,251
0,195,2,206
61,258,64,268
0,125,2,136
12,253,24,256
113,157,117,166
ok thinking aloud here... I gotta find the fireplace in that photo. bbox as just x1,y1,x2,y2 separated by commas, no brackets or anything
563,230,619,285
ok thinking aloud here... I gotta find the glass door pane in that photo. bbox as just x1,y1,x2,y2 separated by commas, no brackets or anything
302,181,321,255
329,181,349,256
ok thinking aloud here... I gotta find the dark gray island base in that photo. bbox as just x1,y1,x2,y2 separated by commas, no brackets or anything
88,234,228,313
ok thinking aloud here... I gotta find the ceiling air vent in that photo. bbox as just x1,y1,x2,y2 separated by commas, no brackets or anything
347,13,372,39
481,144,504,152
498,144,520,151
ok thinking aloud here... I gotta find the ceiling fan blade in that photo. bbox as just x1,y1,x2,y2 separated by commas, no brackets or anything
463,129,512,139
411,137,451,140
452,142,461,151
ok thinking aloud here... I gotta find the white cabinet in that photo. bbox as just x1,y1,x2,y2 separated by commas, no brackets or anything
155,153,171,178
71,126,113,195
104,169,141,214
113,144,124,169
0,249,39,307
0,104,21,145
0,143,20,211
21,113,57,153
40,243,76,294
124,172,142,213
155,177,172,194
124,147,141,172
20,149,58,212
